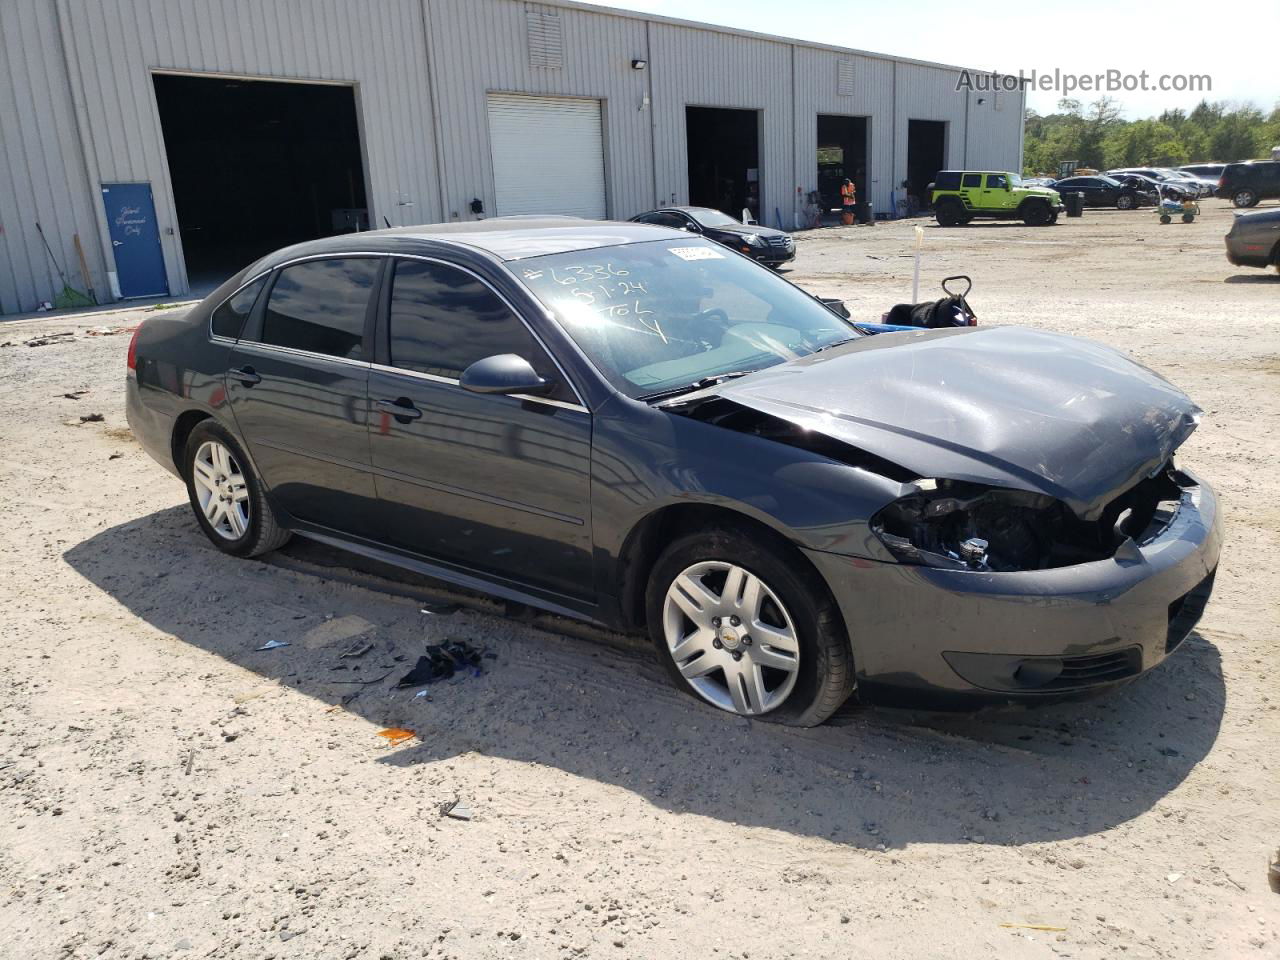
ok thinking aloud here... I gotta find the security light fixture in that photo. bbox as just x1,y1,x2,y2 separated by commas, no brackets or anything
631,59,647,70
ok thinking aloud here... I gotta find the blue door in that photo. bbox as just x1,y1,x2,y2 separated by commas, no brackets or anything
101,182,168,298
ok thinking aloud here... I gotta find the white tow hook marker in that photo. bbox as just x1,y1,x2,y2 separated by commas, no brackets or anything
959,538,989,569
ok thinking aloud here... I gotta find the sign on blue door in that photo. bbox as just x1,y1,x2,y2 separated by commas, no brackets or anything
101,182,168,299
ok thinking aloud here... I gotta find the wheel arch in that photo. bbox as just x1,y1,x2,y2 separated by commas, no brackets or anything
171,409,213,476
615,502,830,633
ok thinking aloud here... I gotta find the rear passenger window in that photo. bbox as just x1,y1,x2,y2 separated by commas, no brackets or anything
260,258,378,359
388,259,570,400
211,277,265,340
961,173,982,188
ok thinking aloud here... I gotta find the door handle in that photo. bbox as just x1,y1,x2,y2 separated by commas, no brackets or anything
227,365,261,386
376,397,423,422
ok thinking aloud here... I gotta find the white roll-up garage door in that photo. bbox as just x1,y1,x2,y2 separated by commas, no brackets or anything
487,93,606,219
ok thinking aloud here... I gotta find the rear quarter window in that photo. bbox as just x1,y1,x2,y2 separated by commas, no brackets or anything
933,172,962,190
210,277,266,340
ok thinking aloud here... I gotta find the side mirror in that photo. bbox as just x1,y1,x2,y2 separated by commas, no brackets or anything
460,354,551,396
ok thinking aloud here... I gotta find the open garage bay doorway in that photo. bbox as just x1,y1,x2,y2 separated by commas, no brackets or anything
153,74,369,294
817,115,867,222
906,119,947,212
687,107,760,222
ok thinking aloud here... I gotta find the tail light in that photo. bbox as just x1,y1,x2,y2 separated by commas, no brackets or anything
126,323,142,376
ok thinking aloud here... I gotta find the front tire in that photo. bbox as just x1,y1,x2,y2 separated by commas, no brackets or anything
1233,189,1258,208
1116,193,1136,210
645,524,854,726
183,420,290,558
1022,201,1052,226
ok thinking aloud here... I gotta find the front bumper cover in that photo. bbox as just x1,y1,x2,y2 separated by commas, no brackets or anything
805,469,1222,706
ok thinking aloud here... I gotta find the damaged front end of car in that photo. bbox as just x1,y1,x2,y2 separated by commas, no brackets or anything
870,464,1191,572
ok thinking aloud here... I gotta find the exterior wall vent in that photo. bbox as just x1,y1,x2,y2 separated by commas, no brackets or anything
837,59,855,96
526,7,564,69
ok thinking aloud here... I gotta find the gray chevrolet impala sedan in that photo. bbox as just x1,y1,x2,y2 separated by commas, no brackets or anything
126,218,1221,725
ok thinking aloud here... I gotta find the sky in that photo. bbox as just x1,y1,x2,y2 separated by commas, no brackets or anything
606,0,1280,118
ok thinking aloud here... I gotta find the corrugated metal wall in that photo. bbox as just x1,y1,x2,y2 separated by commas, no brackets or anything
422,0,652,223
0,0,1023,315
794,47,895,216
0,0,107,315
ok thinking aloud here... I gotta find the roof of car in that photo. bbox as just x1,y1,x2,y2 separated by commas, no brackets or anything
246,217,678,272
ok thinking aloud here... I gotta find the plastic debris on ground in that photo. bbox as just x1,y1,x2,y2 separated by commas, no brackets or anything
441,799,472,821
255,639,290,651
420,601,461,615
376,727,416,746
395,640,489,688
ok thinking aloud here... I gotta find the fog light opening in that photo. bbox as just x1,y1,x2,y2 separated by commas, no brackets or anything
1012,658,1064,688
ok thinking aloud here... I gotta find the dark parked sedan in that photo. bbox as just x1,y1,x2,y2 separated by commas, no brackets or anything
126,218,1220,724
630,206,795,266
1225,208,1280,271
1052,175,1145,209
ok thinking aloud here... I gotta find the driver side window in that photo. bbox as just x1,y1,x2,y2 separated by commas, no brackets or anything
986,174,1008,189
387,259,572,402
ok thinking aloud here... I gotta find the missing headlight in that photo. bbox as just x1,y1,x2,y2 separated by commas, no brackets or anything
871,466,1187,572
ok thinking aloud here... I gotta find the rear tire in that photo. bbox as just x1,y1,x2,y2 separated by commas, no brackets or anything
934,201,964,227
1233,189,1258,208
645,523,854,726
183,420,290,558
1160,214,1172,224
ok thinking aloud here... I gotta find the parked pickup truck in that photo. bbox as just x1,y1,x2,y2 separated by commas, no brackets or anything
930,171,1064,226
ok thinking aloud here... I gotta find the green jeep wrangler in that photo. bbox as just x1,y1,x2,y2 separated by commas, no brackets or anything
930,171,1064,226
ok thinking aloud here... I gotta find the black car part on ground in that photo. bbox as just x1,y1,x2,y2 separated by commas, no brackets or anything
882,275,977,328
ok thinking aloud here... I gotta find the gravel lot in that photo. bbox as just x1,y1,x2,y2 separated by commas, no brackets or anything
1,202,1277,960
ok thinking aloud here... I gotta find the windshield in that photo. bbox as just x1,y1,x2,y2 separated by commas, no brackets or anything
516,239,858,399
1006,173,1024,187
689,208,740,227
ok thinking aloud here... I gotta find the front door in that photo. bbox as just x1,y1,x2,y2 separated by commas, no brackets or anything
225,256,381,534
101,182,168,298
982,173,1016,210
368,257,593,600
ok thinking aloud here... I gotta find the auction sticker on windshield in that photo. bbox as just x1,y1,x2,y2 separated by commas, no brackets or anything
669,246,725,261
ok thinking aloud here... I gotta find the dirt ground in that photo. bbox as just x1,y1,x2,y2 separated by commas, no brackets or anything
2,202,1278,960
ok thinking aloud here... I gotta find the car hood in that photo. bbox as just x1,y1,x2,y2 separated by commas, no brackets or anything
687,327,1201,520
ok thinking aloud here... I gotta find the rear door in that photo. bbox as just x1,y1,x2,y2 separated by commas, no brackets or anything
226,256,380,534
367,256,593,599
958,172,983,210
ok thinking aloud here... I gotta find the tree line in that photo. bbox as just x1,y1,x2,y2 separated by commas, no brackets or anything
1023,97,1280,175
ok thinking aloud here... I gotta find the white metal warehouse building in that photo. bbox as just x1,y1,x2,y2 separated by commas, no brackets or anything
0,0,1025,314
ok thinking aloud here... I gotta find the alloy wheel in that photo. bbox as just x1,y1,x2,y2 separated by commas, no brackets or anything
662,560,800,716
191,440,250,540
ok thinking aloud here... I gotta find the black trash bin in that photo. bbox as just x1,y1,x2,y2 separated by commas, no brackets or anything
1064,191,1085,217
860,200,875,225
